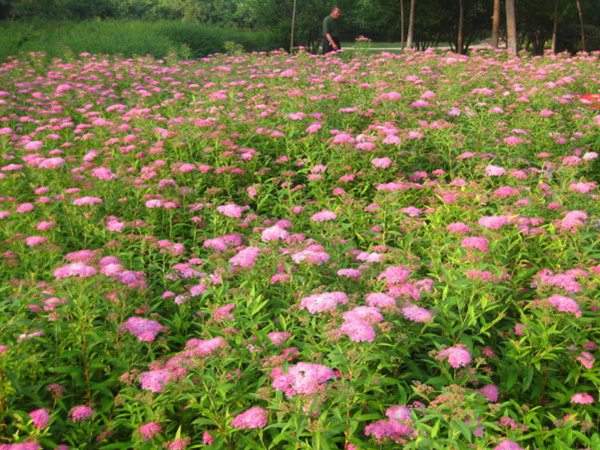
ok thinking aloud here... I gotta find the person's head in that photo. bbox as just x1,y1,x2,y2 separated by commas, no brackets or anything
331,6,341,19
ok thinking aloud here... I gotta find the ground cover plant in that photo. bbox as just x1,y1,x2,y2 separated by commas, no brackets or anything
0,48,599,449
0,20,283,63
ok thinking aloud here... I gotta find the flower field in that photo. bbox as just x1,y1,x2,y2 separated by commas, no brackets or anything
0,49,599,449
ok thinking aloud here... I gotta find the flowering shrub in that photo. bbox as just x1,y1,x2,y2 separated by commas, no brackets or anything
0,49,599,449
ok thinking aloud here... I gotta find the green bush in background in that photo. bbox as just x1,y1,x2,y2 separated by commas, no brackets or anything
0,20,285,61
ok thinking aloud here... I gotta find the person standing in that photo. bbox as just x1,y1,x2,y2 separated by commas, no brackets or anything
322,7,342,54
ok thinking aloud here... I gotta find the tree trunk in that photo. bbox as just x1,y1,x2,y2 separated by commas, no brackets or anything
457,0,465,54
551,0,559,53
575,0,586,52
491,0,501,48
505,0,518,55
401,0,405,48
406,0,416,48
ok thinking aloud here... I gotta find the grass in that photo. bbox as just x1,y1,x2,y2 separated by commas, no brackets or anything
0,19,285,61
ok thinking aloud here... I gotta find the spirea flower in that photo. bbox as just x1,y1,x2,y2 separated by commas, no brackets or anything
437,345,472,368
121,317,165,342
28,409,50,429
231,406,268,429
300,291,348,314
547,295,582,317
570,393,594,404
69,405,94,422
138,422,162,440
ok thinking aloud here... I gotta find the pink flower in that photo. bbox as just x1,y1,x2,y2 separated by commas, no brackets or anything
377,91,402,102
371,157,392,169
38,157,65,169
576,351,594,369
91,167,116,180
569,181,596,194
461,236,489,253
401,207,421,217
570,393,594,404
167,438,190,450
311,210,337,222
337,268,361,279
16,203,34,213
271,362,336,397
437,345,472,368
230,246,260,269
261,225,289,242
547,295,581,317
485,165,506,176
447,222,471,234
72,196,102,206
291,245,330,265
300,291,348,314
364,419,412,443
494,440,523,450
231,406,268,429
340,319,376,342
478,216,510,230
69,405,94,422
267,331,291,346
378,266,411,285
559,210,587,232
212,304,235,321
28,409,50,429
306,122,322,134
365,292,396,309
479,384,499,402
53,263,97,279
139,369,174,393
202,431,214,445
332,133,354,145
121,317,164,342
217,203,247,218
401,304,433,323
138,422,162,440
25,236,47,247
0,442,41,450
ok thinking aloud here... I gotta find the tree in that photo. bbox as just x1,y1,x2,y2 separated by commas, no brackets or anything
506,0,518,54
400,0,405,47
406,0,416,47
574,0,586,51
551,0,560,52
457,0,465,53
491,0,501,47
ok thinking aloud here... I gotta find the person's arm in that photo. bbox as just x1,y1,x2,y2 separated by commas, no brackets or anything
323,18,338,50
325,32,338,50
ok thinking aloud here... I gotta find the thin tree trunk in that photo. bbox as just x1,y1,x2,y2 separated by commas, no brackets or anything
505,0,518,55
290,0,297,53
400,0,405,48
457,0,465,54
551,0,559,53
491,0,501,48
575,0,586,51
406,0,416,48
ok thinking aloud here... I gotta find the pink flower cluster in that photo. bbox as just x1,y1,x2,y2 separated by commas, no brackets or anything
231,406,268,429
271,362,337,397
437,344,472,368
364,405,413,444
121,317,165,342
300,291,348,314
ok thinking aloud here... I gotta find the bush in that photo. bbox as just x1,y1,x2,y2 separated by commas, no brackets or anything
0,20,285,61
555,24,600,54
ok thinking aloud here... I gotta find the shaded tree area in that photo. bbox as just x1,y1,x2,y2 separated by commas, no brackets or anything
1,0,599,54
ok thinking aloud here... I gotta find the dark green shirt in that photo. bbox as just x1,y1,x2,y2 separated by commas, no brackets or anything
323,15,339,38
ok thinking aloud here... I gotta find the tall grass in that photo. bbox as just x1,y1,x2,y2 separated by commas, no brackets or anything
0,20,285,61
